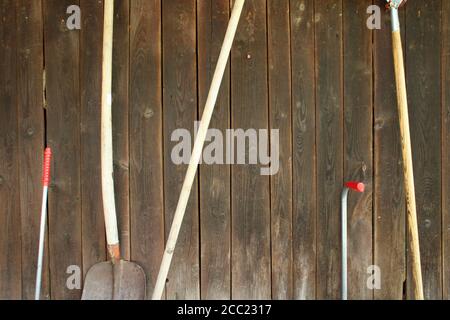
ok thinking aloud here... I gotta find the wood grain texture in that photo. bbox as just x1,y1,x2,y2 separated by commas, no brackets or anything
0,0,21,300
16,0,47,300
112,0,130,261
374,8,406,300
231,0,271,300
405,0,442,300
290,0,316,300
2,0,450,300
79,0,106,277
315,0,343,300
162,0,199,299
130,0,164,299
343,0,373,300
44,0,82,300
197,0,231,300
268,0,293,300
443,0,450,300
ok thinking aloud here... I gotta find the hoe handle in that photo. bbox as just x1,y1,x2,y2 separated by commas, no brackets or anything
152,0,246,300
391,8,424,300
101,0,120,260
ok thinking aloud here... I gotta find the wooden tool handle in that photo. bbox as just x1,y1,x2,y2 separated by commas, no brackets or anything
101,0,120,259
152,0,246,300
392,29,424,300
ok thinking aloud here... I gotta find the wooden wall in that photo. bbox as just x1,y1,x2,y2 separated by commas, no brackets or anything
0,0,449,300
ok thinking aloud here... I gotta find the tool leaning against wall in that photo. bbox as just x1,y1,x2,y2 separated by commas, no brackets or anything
81,0,146,300
35,148,52,300
152,0,246,300
341,182,365,301
385,0,424,300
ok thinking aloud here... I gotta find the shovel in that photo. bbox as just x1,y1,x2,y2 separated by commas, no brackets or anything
82,0,146,300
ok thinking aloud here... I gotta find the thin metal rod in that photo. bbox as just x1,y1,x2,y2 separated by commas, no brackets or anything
341,188,349,300
35,186,48,300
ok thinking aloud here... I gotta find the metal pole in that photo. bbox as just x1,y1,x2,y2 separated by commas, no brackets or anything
341,182,364,300
341,187,349,300
35,148,52,300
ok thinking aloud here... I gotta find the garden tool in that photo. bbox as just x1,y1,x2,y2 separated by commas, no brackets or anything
341,181,365,300
152,0,246,300
35,148,52,300
82,0,146,300
386,0,424,299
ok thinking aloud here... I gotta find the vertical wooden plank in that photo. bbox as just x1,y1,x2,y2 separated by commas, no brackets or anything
374,7,406,300
343,0,373,300
315,0,343,300
130,0,164,299
112,0,130,261
443,0,450,300
44,0,82,299
79,0,106,277
162,0,199,300
0,0,21,300
231,0,271,299
405,0,442,300
290,0,316,300
268,0,293,300
197,0,231,300
17,0,47,300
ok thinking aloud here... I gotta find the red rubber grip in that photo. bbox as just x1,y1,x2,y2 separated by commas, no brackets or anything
345,181,365,193
42,148,52,187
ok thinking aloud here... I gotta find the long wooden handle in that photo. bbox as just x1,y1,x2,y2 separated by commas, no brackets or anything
391,15,424,298
152,0,245,300
101,0,120,260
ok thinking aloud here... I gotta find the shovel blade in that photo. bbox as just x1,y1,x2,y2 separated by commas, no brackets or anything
82,260,146,300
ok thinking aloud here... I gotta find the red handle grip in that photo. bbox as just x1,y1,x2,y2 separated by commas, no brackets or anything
42,148,52,187
345,181,365,193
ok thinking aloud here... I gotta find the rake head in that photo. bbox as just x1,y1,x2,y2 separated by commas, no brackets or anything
386,0,408,9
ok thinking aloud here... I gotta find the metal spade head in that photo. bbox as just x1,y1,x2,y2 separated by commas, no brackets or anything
82,260,146,300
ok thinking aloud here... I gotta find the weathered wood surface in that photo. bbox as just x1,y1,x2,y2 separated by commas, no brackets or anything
315,0,343,300
443,0,450,300
79,0,106,279
343,0,373,300
231,0,271,300
268,0,293,300
130,0,164,299
16,0,47,300
44,0,82,300
162,0,199,300
197,0,231,300
290,0,316,300
112,0,131,261
0,0,448,300
0,0,21,300
405,0,442,300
